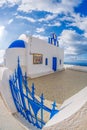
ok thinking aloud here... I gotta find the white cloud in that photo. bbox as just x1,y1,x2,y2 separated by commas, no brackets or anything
39,14,57,22
84,33,87,38
18,0,82,14
0,26,8,44
0,50,5,64
0,0,6,7
16,15,36,23
48,22,61,27
64,46,77,56
59,30,76,46
0,0,82,12
0,0,20,7
33,34,47,41
54,22,61,26
59,29,87,58
36,28,45,33
70,14,87,33
0,26,6,39
8,19,14,24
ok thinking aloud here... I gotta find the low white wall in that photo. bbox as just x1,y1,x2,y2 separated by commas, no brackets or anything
0,67,17,113
43,87,87,130
67,65,87,72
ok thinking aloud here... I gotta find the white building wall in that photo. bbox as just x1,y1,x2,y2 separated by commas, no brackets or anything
27,37,64,76
4,36,64,78
4,48,26,73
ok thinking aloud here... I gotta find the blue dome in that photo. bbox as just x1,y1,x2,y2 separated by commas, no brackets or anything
8,40,25,48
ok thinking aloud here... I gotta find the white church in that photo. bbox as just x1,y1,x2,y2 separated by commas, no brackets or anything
4,33,64,78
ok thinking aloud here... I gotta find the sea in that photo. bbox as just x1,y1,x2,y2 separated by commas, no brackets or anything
64,60,87,67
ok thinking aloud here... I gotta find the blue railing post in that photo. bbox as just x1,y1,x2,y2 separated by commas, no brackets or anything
50,101,59,119
32,83,35,100
24,72,28,87
40,93,44,128
24,72,29,97
17,57,27,117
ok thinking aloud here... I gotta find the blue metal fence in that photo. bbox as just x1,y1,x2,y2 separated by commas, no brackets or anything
9,57,59,129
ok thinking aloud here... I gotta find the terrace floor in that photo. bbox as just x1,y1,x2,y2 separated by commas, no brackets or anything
28,69,87,104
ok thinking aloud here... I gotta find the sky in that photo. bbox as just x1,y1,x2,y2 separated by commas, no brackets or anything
0,0,87,62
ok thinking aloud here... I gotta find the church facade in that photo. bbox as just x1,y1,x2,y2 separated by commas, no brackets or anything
4,33,64,78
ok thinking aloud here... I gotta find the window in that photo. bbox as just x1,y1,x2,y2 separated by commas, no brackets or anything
33,54,43,64
60,59,61,65
45,58,48,65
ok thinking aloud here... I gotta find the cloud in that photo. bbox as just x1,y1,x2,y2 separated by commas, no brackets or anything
0,26,8,48
53,22,61,26
36,28,45,33
39,14,58,22
59,29,87,58
0,0,82,12
38,13,61,27
48,21,61,27
70,14,87,33
84,33,87,38
33,34,47,41
8,19,14,24
18,0,82,14
0,0,21,7
0,50,5,64
0,26,5,38
16,15,36,23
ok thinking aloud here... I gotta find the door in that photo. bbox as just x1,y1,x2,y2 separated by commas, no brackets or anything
52,57,57,71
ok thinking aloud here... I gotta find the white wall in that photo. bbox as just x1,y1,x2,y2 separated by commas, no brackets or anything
4,48,27,73
4,36,64,78
0,67,17,113
43,87,87,130
27,37,64,76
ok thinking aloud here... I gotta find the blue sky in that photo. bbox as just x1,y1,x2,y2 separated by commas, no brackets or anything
0,0,87,62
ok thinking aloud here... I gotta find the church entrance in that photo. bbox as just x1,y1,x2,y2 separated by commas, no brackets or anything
52,57,57,71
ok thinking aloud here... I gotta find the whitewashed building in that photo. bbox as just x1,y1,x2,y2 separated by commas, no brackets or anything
4,33,64,78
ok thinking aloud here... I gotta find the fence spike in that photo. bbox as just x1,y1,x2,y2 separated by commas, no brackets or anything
15,69,17,78
52,101,57,110
18,56,20,65
40,93,44,104
32,83,35,98
24,72,28,86
24,72,27,80
50,101,59,119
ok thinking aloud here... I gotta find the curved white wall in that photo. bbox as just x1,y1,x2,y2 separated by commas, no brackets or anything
4,48,26,73
43,87,87,130
0,67,17,113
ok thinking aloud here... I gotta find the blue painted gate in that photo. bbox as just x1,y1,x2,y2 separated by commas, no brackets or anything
9,58,59,129
52,57,57,71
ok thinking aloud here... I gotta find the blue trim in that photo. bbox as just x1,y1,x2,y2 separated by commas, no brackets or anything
8,40,25,48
